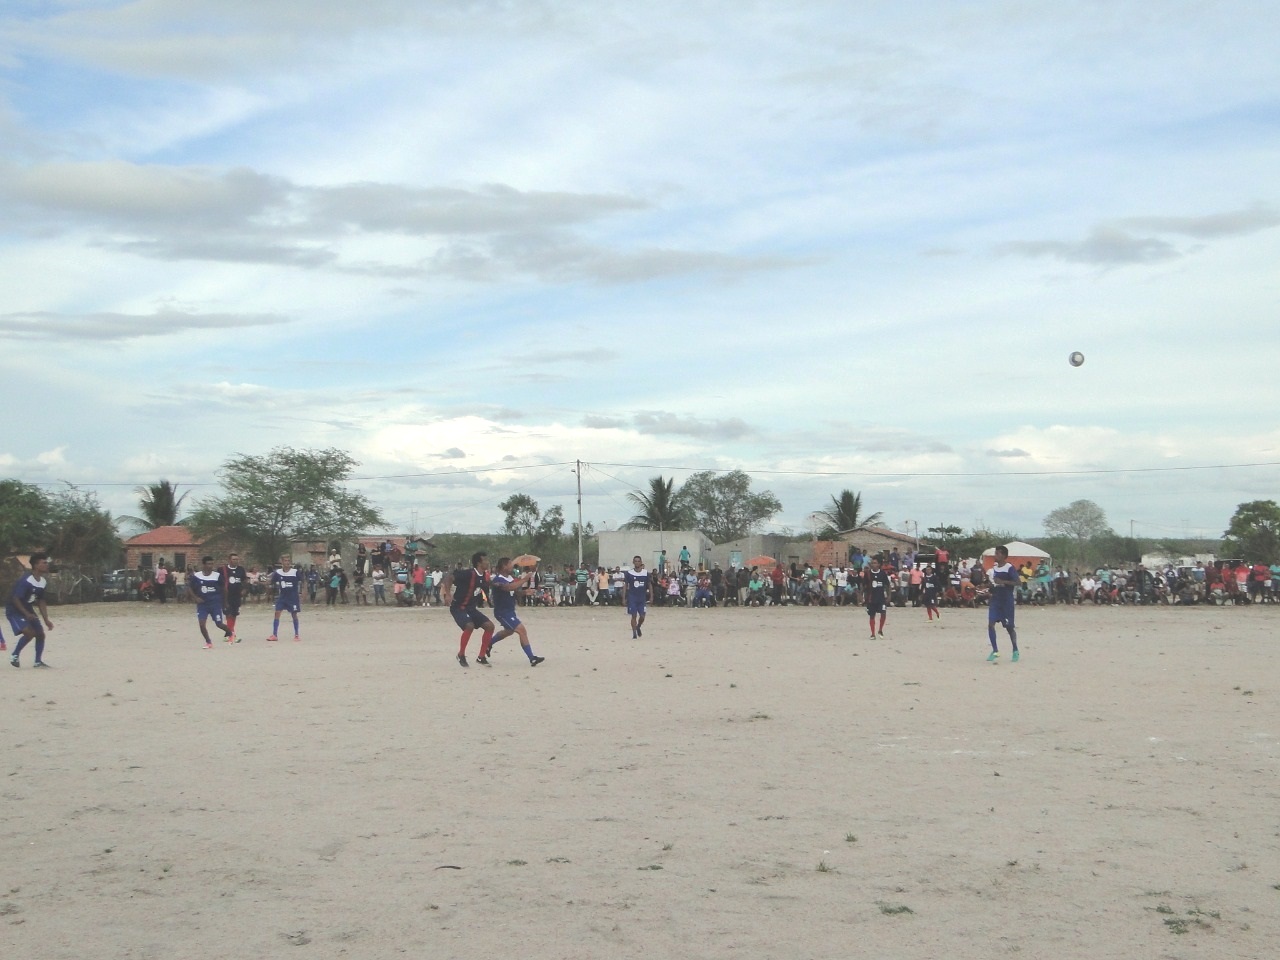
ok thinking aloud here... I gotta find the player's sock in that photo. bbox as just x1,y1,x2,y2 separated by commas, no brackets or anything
272,616,281,637
14,636,30,658
34,638,45,662
878,613,887,633
987,623,998,649
868,616,876,635
1009,627,1018,650
479,629,494,657
522,643,536,661
458,630,472,656
227,615,237,634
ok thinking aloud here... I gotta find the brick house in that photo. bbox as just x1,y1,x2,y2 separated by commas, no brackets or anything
122,525,205,573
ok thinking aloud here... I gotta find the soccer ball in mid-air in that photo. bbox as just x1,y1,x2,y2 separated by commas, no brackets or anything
1068,351,1085,367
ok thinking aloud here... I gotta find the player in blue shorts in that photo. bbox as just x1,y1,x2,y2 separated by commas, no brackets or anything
268,555,303,642
479,557,544,666
624,555,650,638
987,545,1020,662
187,555,234,648
441,551,494,668
8,553,54,668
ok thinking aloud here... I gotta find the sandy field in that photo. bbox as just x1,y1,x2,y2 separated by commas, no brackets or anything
2,598,1278,960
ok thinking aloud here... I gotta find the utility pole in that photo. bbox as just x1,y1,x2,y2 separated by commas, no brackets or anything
576,459,584,568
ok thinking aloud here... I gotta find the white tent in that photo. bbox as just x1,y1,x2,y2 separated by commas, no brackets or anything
982,540,1050,559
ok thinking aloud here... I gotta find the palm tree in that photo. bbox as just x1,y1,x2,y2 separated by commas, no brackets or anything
623,475,692,531
120,479,190,532
815,489,882,537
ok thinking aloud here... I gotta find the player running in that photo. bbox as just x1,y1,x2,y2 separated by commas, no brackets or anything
220,551,248,642
187,555,234,648
268,555,303,642
624,554,650,638
441,551,494,668
480,558,544,666
8,553,54,668
987,545,1020,662
864,556,891,639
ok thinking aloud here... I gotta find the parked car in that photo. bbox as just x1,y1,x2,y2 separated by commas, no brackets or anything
100,569,135,601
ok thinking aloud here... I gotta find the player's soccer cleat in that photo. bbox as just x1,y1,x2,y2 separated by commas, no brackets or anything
987,651,999,662
457,654,469,668
475,655,490,666
267,635,278,642
530,656,545,666
0,642,6,651
234,635,241,643
33,661,49,668
1011,650,1020,662
204,642,213,649
878,631,886,638
10,655,19,668
293,635,301,643
637,626,642,637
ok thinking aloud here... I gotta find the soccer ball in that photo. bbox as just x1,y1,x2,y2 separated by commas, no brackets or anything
1068,351,1085,367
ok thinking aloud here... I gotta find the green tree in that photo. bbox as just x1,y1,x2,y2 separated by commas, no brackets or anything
814,489,882,537
623,475,692,531
188,447,385,567
119,479,190,532
498,495,566,552
47,484,122,568
1222,500,1280,562
925,524,964,548
678,470,781,543
0,479,51,555
1043,499,1112,562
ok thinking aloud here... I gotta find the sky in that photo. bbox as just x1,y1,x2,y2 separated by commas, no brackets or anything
1,0,1277,544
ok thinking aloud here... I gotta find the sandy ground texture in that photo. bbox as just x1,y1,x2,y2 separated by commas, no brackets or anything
2,599,1278,960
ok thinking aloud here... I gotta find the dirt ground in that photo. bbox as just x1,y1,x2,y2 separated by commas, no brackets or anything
2,599,1277,959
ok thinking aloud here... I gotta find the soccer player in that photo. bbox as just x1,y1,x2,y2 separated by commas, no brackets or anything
268,555,303,642
864,556,891,639
922,564,941,621
480,558,544,666
220,552,248,642
8,553,54,668
188,556,234,648
441,551,494,668
987,545,1020,662
624,554,650,638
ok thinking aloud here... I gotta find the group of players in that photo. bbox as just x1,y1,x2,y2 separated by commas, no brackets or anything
5,546,1020,668
861,545,1020,660
185,552,304,647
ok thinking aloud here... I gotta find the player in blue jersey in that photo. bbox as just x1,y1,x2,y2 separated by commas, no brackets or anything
268,554,303,642
864,556,892,640
479,558,544,666
987,545,1020,662
624,555,650,638
441,551,494,668
8,553,54,668
187,555,234,648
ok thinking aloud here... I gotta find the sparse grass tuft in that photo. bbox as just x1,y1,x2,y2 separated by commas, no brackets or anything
1155,904,1174,914
845,833,858,843
638,864,663,871
878,902,913,915
506,859,526,866
662,843,674,851
816,860,832,873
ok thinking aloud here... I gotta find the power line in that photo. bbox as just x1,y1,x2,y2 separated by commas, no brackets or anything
589,460,1280,479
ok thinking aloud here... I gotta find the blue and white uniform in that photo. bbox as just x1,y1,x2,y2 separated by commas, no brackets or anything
189,569,226,623
988,561,1018,627
7,573,47,638
624,567,649,616
272,567,302,613
491,573,521,631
